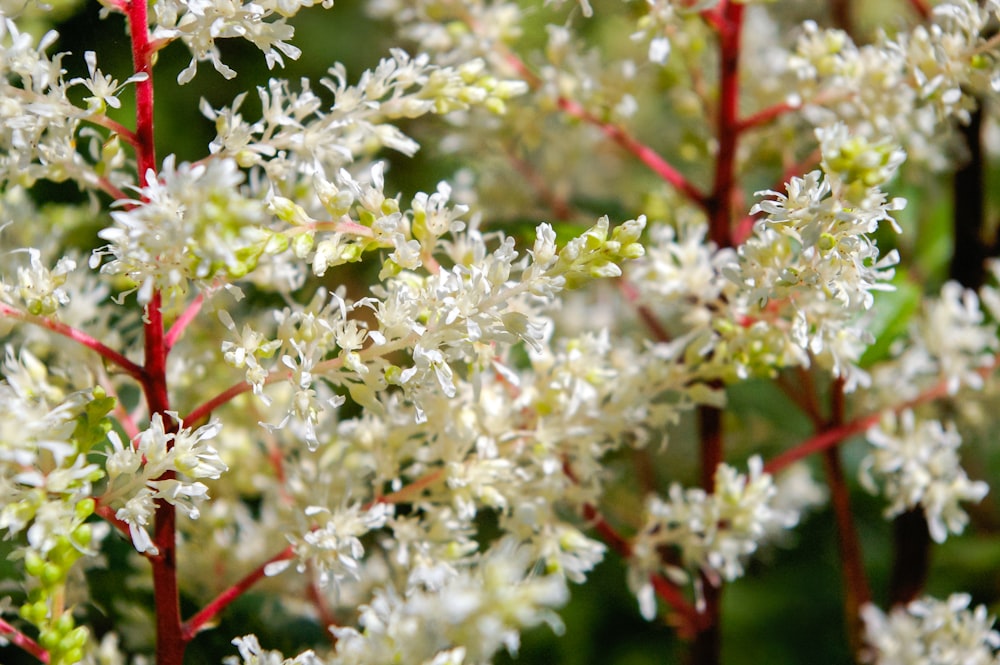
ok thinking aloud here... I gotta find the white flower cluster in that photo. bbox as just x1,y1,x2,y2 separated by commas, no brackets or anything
862,410,988,544
0,21,82,188
877,281,999,400
275,503,393,588
862,594,1000,665
1,248,76,317
149,0,329,84
228,543,567,665
91,156,271,304
327,541,567,664
219,215,645,441
366,0,524,68
788,1,1000,163
628,457,798,620
100,412,227,554
0,350,103,556
202,50,527,183
629,123,903,390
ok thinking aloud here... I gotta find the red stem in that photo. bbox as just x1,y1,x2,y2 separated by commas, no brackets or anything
184,379,254,425
182,546,295,641
763,355,1000,475
566,461,701,630
501,51,708,209
764,412,878,476
85,114,140,148
557,97,709,208
736,100,799,133
821,379,871,658
707,1,745,250
618,279,671,343
125,0,184,660
580,502,703,634
128,0,156,186
0,302,145,379
693,404,724,664
94,501,137,541
582,502,632,557
0,617,49,663
165,292,204,350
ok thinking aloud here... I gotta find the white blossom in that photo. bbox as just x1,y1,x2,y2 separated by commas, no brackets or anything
862,594,1000,665
862,410,988,543
628,457,799,619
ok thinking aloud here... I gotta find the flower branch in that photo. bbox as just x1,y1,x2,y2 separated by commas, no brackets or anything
0,302,145,379
181,545,295,641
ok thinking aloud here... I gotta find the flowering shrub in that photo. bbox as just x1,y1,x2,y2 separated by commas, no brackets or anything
1,0,1000,664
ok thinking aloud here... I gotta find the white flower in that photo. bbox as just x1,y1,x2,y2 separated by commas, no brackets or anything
69,51,147,114
862,410,988,543
116,487,158,554
862,594,1000,665
628,457,799,619
91,156,269,303
289,503,392,588
912,282,997,394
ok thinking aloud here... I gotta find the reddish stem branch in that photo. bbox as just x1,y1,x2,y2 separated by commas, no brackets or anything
823,446,870,658
619,279,672,343
736,100,799,133
128,0,156,186
184,379,254,425
565,460,701,630
84,114,140,148
557,96,709,208
693,403,724,664
581,502,632,557
764,411,878,476
94,501,136,541
821,379,871,658
581,502,703,634
0,617,49,663
764,356,999,475
165,292,204,351
182,545,295,641
0,302,145,379
126,0,183,659
505,144,574,221
501,51,708,208
95,175,130,202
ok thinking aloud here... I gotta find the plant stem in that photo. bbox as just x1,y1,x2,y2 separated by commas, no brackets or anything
707,1,745,250
182,546,295,641
761,352,1000,474
950,104,988,290
499,50,708,208
556,96,709,208
0,617,49,663
0,302,145,380
126,0,185,660
692,403,724,665
127,0,156,186
908,0,932,21
888,509,931,606
822,379,871,660
165,292,205,351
